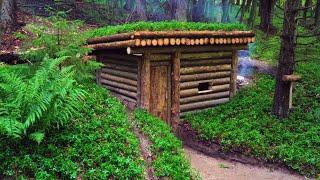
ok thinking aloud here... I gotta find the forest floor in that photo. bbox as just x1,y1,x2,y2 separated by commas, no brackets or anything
184,146,303,180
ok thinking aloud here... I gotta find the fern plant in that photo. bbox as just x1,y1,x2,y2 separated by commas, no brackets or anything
0,56,87,143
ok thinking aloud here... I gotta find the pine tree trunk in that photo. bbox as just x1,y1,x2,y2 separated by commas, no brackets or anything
168,0,187,21
0,0,17,31
273,0,300,118
248,0,258,27
135,0,147,20
192,0,205,22
124,0,134,12
239,0,246,22
315,0,320,26
259,0,275,33
303,0,312,24
222,0,230,23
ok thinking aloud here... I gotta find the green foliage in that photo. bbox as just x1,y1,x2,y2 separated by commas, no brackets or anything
185,13,320,175
0,83,145,179
87,21,248,38
0,56,86,143
17,12,100,83
250,30,280,65
1,13,146,179
134,109,199,179
184,75,320,176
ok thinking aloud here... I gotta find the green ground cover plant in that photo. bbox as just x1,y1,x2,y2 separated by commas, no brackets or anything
0,14,146,179
184,14,320,177
185,75,320,176
87,21,248,38
0,80,145,179
134,109,198,179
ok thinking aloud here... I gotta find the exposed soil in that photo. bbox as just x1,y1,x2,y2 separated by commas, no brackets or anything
184,146,303,180
177,122,305,180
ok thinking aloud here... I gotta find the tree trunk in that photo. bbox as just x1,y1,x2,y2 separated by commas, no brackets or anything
135,0,147,20
248,0,258,27
168,0,188,21
259,0,276,33
246,0,253,10
222,0,230,23
239,0,246,22
192,0,206,22
124,0,135,12
0,0,17,31
303,0,312,24
273,0,300,118
315,0,320,26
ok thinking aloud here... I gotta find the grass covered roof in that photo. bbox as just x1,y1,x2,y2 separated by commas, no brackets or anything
87,21,248,38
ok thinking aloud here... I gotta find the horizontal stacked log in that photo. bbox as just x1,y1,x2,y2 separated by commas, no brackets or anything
87,31,255,44
86,31,255,50
88,37,255,50
97,55,139,105
179,51,232,114
181,98,230,112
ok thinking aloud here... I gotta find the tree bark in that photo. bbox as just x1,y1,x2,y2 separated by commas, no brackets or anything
168,0,188,21
0,0,17,31
259,0,276,33
273,0,300,118
248,0,258,28
222,0,230,23
303,0,312,24
192,0,206,22
315,0,320,26
124,0,135,12
135,0,147,20
239,0,246,23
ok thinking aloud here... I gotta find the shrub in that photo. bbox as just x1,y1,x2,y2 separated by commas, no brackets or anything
0,56,86,143
16,12,100,83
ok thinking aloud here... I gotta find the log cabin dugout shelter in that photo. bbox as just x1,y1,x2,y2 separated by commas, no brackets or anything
87,30,255,129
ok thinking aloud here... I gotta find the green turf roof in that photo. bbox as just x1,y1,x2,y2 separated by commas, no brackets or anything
87,21,248,38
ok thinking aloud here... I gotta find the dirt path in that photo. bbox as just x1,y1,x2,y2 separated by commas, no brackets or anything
184,146,304,180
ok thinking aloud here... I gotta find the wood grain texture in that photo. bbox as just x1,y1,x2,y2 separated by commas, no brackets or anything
150,65,170,122
230,50,238,97
180,84,230,98
171,52,181,130
180,98,230,112
180,91,230,104
140,53,151,110
181,71,231,82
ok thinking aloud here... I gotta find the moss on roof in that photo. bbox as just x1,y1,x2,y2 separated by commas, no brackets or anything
87,21,248,38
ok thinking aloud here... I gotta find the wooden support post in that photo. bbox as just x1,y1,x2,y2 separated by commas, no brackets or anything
96,69,102,85
289,82,293,109
282,74,301,110
140,53,151,110
171,52,181,131
230,50,238,97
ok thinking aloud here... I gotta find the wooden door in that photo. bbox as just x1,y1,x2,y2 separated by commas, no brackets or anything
149,64,171,123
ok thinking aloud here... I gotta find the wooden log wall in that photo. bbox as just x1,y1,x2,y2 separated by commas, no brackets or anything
96,54,139,107
180,51,233,116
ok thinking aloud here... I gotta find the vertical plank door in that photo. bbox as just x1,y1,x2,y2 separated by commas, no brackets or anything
150,65,171,123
